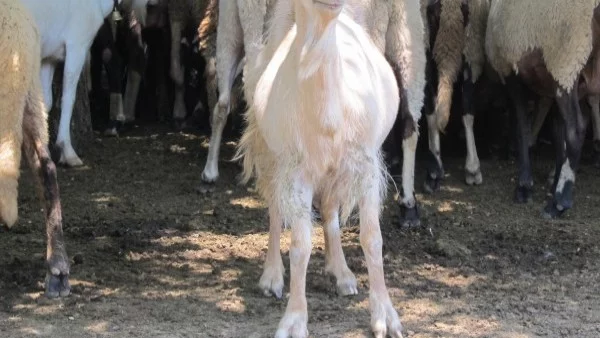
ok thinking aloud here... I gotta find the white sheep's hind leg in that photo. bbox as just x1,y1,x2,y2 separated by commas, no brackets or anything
461,68,482,186
399,131,420,228
275,177,313,338
201,2,244,183
359,161,402,338
259,206,285,299
588,95,600,167
40,62,55,111
56,47,86,167
424,113,443,193
321,200,357,296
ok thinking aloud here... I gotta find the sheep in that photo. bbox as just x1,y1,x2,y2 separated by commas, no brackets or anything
0,0,71,298
20,0,152,167
168,0,218,126
485,0,600,218
200,0,277,183
420,0,490,192
235,0,426,335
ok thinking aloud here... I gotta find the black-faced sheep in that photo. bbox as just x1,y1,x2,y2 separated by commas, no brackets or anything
0,0,71,298
486,0,600,218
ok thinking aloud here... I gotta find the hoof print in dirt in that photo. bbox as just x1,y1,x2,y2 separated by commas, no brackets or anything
45,272,71,298
514,185,533,204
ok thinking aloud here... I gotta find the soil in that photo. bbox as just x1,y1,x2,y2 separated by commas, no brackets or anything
1,124,599,338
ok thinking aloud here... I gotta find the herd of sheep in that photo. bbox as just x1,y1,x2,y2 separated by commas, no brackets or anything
1,0,600,337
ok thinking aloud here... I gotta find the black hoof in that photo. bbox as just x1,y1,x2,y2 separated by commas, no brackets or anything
542,201,565,219
514,185,532,204
172,118,186,131
45,272,71,298
399,203,420,228
423,175,442,194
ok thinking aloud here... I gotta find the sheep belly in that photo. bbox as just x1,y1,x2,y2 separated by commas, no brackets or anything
257,15,399,171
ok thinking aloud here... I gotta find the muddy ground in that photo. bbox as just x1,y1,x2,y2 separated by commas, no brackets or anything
1,124,599,338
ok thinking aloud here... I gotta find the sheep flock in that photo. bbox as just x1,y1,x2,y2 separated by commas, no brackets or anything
2,0,600,337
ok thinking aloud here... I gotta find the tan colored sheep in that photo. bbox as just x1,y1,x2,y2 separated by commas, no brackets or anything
0,0,70,298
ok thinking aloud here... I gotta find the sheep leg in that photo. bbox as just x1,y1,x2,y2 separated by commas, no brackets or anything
549,112,566,194
400,130,420,228
461,64,482,186
423,57,444,194
321,200,357,296
204,56,217,119
104,46,125,137
359,163,403,338
530,97,553,147
275,178,312,338
201,3,244,183
170,20,187,123
587,95,600,167
23,82,70,298
544,87,588,218
425,112,443,193
123,24,147,125
40,62,56,111
259,206,285,299
55,47,87,167
506,75,533,203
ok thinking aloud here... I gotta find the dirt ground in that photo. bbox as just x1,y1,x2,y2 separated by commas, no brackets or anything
1,124,599,338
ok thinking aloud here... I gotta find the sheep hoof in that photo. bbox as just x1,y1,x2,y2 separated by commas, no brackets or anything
201,169,219,184
423,175,442,194
172,118,186,132
398,203,420,229
58,155,83,168
259,264,284,299
514,185,532,204
593,142,600,168
326,266,358,296
370,298,404,338
45,256,70,298
465,169,483,186
275,310,308,338
542,201,565,219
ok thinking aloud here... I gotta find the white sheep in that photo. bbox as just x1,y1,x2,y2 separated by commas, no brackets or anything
200,0,277,183
421,0,490,191
20,0,152,167
235,0,426,336
486,0,600,217
0,0,71,298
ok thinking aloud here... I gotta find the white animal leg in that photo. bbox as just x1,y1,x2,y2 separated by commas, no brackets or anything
275,177,313,338
463,114,482,185
124,68,142,122
424,113,443,193
359,164,402,338
170,20,186,121
400,132,419,228
56,47,87,167
201,2,244,183
321,200,357,296
40,62,56,111
259,206,285,299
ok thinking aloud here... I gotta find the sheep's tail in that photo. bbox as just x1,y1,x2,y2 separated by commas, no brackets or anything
434,74,454,132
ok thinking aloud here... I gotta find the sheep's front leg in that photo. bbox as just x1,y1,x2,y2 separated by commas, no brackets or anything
201,1,244,183
259,206,285,299
169,20,187,123
23,86,70,298
506,75,533,203
587,95,600,167
461,64,482,186
321,200,357,296
275,179,313,338
544,86,587,218
56,47,87,167
359,166,403,338
425,112,443,193
400,130,420,228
